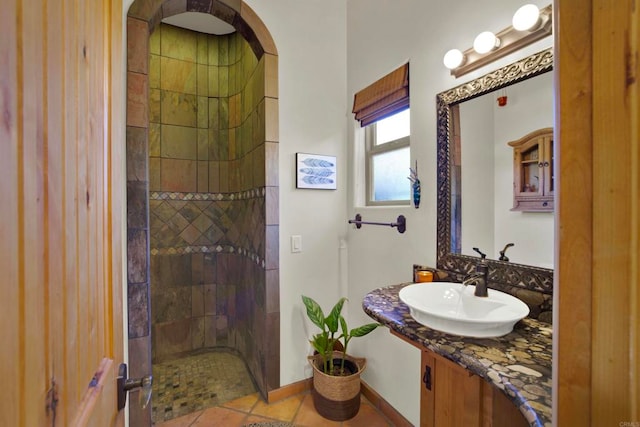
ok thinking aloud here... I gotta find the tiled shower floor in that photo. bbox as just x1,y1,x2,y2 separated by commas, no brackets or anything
151,349,257,424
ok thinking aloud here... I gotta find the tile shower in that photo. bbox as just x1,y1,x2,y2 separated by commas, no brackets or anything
126,8,280,422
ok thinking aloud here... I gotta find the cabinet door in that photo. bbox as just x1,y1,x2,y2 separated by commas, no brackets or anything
421,350,482,427
420,351,436,427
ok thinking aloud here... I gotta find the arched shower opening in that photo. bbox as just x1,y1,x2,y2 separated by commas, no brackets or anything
125,1,279,423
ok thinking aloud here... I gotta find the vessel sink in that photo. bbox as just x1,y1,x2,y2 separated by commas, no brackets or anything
398,282,530,337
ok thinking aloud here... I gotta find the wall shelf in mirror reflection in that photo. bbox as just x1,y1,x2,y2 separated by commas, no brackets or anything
436,48,554,294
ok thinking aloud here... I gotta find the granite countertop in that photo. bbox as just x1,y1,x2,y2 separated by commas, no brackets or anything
362,283,552,427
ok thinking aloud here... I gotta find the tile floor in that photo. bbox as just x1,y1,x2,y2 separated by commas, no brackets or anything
151,350,257,423
151,349,395,427
154,391,395,427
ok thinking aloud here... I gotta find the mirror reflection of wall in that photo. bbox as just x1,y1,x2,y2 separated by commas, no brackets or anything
458,72,554,268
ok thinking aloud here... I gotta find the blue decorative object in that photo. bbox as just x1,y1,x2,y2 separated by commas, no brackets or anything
408,161,421,208
296,153,337,189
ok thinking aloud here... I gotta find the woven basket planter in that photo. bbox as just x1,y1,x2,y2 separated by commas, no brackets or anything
308,351,366,421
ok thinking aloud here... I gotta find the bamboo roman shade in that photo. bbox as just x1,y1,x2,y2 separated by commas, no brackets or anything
352,63,409,127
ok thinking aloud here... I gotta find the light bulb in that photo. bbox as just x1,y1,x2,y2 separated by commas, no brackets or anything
473,31,500,54
512,4,541,31
443,49,465,69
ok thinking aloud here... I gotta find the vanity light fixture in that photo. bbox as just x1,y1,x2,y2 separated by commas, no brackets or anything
473,31,500,54
444,4,552,78
512,4,542,31
443,49,466,69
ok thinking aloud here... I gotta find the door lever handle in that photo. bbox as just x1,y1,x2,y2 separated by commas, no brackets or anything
117,363,153,411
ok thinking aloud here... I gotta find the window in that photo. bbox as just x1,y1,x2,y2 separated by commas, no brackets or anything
352,63,410,205
365,109,411,205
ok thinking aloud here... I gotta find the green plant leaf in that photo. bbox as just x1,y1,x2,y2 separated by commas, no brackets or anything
350,323,381,338
325,297,347,333
310,334,328,355
302,295,325,330
339,316,348,338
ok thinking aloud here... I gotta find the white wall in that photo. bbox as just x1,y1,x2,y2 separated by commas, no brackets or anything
244,0,349,386
346,0,553,423
460,95,496,258
458,73,554,267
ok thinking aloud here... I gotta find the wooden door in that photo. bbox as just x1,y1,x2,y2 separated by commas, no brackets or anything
556,0,640,424
0,0,125,426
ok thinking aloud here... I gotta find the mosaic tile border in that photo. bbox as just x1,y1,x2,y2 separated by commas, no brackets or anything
151,244,266,268
150,188,266,202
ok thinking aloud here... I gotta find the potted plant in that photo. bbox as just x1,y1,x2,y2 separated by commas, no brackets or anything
302,295,381,421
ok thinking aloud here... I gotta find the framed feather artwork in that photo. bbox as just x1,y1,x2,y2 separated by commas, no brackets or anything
296,153,337,190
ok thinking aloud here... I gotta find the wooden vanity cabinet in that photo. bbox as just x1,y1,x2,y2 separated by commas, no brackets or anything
419,349,528,427
508,127,554,212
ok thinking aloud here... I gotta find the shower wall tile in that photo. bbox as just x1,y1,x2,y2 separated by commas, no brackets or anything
161,158,197,192
191,317,205,349
265,142,278,187
210,1,237,28
152,286,192,323
127,72,149,128
204,284,217,315
264,54,278,99
265,225,278,270
127,181,148,229
252,145,265,188
197,33,208,64
149,25,160,55
149,88,161,123
192,286,204,317
197,64,208,96
149,122,161,156
219,161,229,192
127,17,149,74
161,90,197,127
228,129,236,160
207,36,219,66
128,282,150,338
161,125,197,160
216,315,229,346
219,129,229,161
254,100,265,148
218,36,229,66
219,66,229,97
208,98,219,130
153,319,193,360
264,97,278,143
162,0,187,18
265,269,279,314
149,158,161,191
151,254,192,287
265,186,278,226
128,229,148,284
191,252,204,285
149,54,160,89
126,126,148,182
197,161,209,192
208,65,219,97
208,161,220,192
203,253,217,283
219,97,229,130
197,96,208,128
180,224,201,245
160,57,197,95
265,312,280,391
161,23,197,62
204,315,217,347
197,129,209,160
128,335,152,379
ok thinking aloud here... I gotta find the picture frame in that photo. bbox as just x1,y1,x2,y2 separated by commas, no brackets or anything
296,153,337,190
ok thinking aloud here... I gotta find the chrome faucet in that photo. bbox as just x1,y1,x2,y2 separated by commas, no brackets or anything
462,247,489,297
